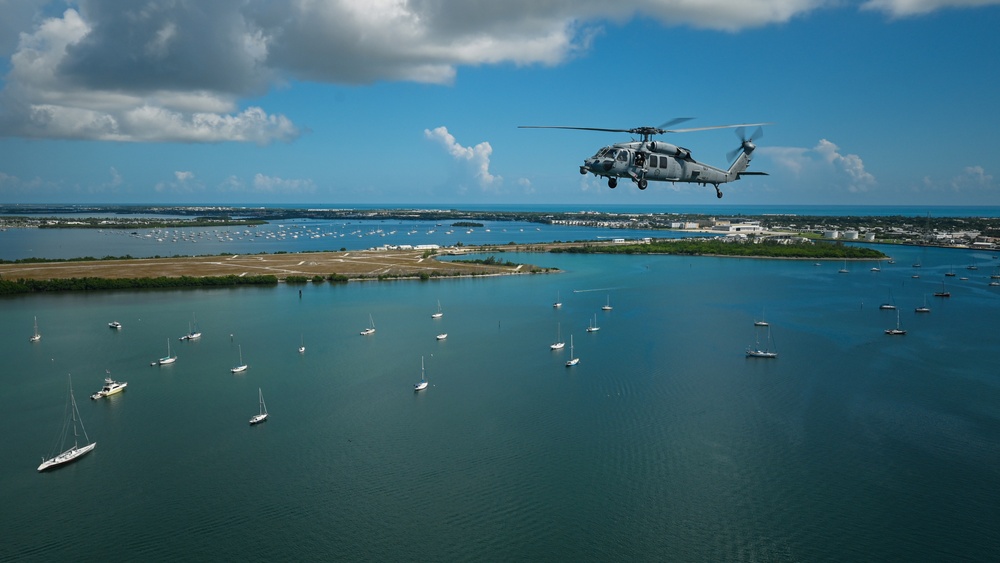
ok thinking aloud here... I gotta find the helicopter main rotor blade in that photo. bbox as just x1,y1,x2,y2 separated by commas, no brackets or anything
657,117,695,129
518,126,633,134
667,122,772,134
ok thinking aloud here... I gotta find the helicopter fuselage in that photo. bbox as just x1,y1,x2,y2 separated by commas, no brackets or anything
581,140,751,197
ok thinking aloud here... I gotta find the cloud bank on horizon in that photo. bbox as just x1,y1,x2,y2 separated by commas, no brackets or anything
0,0,997,204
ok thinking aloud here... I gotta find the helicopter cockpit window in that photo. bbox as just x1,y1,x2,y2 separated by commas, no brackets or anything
593,147,611,158
617,151,629,162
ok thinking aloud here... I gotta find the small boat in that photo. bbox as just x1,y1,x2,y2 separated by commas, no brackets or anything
550,323,565,350
565,335,579,367
746,326,778,358
249,388,268,425
753,307,769,327
30,316,41,343
179,314,202,341
602,295,613,311
38,375,96,472
436,333,448,340
90,372,127,400
108,321,122,330
838,260,849,274
158,338,177,365
360,314,376,336
871,261,881,272
431,300,443,319
231,345,248,373
879,289,896,310
586,313,600,332
915,295,931,313
553,291,562,308
933,282,950,298
414,356,429,391
298,334,305,354
885,309,906,335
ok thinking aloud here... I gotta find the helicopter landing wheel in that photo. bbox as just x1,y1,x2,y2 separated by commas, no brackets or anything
608,178,617,189
715,186,723,198
638,179,648,190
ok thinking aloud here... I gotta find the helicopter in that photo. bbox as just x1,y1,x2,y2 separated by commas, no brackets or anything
519,118,770,198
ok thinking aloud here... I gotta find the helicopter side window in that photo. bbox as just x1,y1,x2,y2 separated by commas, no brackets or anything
617,151,629,162
649,155,659,168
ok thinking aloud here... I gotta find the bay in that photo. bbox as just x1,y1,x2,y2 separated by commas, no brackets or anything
3,236,999,561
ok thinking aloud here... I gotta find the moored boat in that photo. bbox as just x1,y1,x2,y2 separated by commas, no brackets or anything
38,376,96,472
91,374,127,399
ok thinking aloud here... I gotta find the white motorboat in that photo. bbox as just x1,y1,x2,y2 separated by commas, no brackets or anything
90,374,127,400
108,321,122,330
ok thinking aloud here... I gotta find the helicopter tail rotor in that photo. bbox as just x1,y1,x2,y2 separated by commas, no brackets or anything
727,126,764,163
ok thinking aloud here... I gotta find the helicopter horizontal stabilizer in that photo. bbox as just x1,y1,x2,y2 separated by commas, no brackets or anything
738,172,768,176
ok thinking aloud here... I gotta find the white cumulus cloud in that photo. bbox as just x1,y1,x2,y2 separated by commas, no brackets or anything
761,139,875,193
0,7,298,143
861,0,1000,17
425,126,502,189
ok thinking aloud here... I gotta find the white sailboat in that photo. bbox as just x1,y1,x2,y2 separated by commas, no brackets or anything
553,291,562,308
550,323,565,350
885,309,906,335
746,326,778,358
231,344,248,373
879,289,897,310
30,316,41,343
838,260,849,274
38,376,96,472
414,356,428,391
249,388,268,425
754,307,769,327
602,295,613,311
565,335,579,366
360,314,376,336
158,338,177,365
431,300,443,319
180,313,202,341
586,313,600,332
915,294,931,313
298,334,305,354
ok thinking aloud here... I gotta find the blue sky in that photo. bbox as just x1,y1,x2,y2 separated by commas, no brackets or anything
0,0,998,206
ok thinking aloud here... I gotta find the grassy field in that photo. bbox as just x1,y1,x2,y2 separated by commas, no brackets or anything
0,249,546,282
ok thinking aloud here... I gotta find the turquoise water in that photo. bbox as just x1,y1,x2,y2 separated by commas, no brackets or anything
2,244,1000,560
